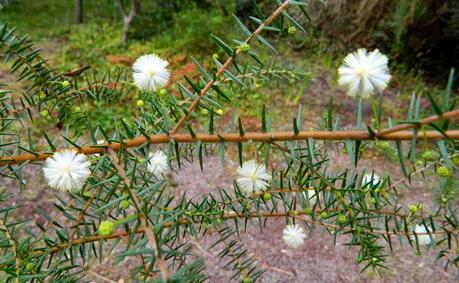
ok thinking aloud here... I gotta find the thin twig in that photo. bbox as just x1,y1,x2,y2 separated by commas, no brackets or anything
107,148,170,281
169,0,292,134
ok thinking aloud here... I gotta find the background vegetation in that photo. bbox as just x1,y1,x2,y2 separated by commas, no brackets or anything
0,0,458,282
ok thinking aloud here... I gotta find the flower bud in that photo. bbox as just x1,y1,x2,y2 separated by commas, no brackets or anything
39,110,49,117
421,150,436,161
370,197,376,204
303,207,313,215
200,108,209,115
212,53,219,60
159,88,167,96
216,109,224,115
238,43,250,53
287,26,297,35
263,192,272,201
320,211,327,219
98,220,115,236
437,166,451,177
337,214,347,225
26,262,34,270
39,91,47,101
136,100,144,107
62,81,70,88
409,205,417,214
120,200,130,209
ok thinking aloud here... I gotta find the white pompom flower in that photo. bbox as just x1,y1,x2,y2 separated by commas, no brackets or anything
362,173,380,187
338,48,391,98
43,150,91,192
283,224,306,248
236,160,272,194
132,54,170,91
147,151,169,178
411,224,434,245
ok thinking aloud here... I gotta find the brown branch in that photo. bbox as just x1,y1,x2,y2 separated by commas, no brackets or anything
377,109,459,136
34,208,456,256
169,0,291,135
2,128,458,166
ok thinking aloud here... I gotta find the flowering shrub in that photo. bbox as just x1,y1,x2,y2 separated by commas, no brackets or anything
0,1,458,282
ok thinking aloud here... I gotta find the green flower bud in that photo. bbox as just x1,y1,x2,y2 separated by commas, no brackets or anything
82,191,91,198
337,214,347,225
39,91,47,101
409,205,417,214
437,166,451,177
212,53,219,60
238,43,250,53
370,197,376,204
263,192,272,201
421,150,436,161
201,108,209,115
320,211,328,219
26,262,34,270
159,88,167,96
39,110,49,117
62,81,70,88
243,277,252,283
303,207,313,215
215,217,222,224
98,220,115,236
136,100,144,107
287,26,297,35
416,160,424,166
120,199,130,209
216,109,224,116
73,106,81,113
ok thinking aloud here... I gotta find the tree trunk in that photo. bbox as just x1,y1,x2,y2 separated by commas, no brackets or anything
119,0,139,44
74,0,83,24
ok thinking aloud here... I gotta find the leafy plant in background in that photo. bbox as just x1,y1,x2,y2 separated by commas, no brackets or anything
0,1,458,282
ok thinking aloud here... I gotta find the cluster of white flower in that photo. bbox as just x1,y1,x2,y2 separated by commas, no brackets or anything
338,48,391,98
147,150,169,178
282,224,306,248
236,160,272,194
43,150,91,192
132,54,170,91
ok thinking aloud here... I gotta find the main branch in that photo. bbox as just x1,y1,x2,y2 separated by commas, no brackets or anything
1,129,458,166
